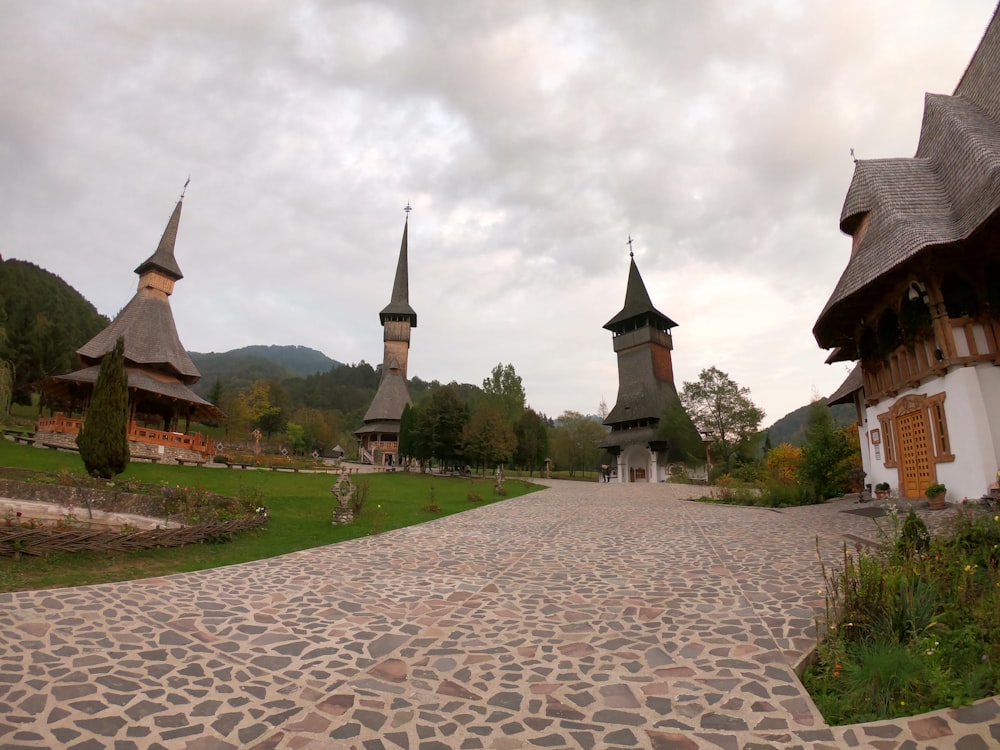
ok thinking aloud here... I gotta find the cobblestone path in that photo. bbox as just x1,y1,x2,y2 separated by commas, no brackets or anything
1,480,998,749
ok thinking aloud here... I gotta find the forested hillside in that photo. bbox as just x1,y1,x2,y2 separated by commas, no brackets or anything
189,345,340,397
762,399,856,448
0,258,108,403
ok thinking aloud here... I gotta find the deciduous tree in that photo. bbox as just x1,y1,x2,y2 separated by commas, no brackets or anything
548,411,606,476
514,409,548,476
463,403,517,473
482,363,526,422
658,398,705,463
680,367,764,465
420,385,469,470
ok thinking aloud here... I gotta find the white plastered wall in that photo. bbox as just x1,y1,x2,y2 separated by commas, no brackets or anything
861,365,1000,501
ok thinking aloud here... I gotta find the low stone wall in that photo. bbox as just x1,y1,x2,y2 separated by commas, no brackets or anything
0,476,164,517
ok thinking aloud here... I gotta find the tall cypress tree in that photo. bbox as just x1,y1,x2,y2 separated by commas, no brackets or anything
77,336,130,478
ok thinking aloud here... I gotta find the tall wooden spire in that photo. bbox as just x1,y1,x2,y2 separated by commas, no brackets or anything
355,209,418,466
134,199,184,285
379,215,417,327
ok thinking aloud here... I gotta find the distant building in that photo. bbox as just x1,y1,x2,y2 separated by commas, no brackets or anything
36,193,224,463
355,213,416,467
815,5,1000,502
601,251,701,482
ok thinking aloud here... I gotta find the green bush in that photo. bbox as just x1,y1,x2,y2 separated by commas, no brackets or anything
76,336,129,479
895,511,930,560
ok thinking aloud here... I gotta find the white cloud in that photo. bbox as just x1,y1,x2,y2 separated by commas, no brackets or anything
0,0,996,426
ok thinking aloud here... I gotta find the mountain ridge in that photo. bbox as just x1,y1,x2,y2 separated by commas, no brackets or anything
188,345,341,396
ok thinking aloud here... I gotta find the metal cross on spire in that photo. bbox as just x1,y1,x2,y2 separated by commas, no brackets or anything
404,202,412,217
627,235,634,258
180,176,190,200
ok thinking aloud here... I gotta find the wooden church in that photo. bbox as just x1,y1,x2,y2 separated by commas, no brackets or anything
815,4,1000,503
35,193,223,463
354,211,416,467
601,248,702,482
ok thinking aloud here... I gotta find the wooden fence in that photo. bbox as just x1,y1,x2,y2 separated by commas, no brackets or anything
0,512,268,558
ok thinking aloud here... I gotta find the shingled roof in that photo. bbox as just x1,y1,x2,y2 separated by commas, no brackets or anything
379,218,417,326
604,256,678,333
76,287,200,383
828,364,863,406
814,5,1000,348
359,360,412,425
47,366,223,423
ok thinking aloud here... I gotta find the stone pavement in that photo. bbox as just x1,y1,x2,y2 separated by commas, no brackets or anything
1,480,998,750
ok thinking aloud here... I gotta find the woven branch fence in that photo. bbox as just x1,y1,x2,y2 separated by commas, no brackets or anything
0,513,269,558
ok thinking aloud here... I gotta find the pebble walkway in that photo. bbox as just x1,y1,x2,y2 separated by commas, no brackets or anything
1,479,998,750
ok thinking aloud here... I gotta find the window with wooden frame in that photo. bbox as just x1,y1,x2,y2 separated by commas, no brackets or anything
878,414,896,466
928,393,953,461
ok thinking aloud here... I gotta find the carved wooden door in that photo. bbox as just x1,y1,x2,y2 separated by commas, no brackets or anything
897,409,933,498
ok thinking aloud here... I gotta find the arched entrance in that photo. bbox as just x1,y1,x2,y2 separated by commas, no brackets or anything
621,444,652,483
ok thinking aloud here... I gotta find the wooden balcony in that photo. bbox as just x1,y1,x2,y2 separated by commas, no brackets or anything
863,318,1000,405
36,412,214,456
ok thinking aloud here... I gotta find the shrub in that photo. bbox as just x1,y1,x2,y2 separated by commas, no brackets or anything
765,443,803,485
351,477,370,516
895,511,930,560
758,481,818,508
76,336,130,479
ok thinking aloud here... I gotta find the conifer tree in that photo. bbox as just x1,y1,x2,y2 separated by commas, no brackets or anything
77,336,130,478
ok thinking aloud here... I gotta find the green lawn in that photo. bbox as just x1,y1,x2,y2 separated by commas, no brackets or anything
0,439,543,592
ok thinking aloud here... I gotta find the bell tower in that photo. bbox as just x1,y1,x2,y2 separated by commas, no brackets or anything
601,240,697,482
354,206,417,466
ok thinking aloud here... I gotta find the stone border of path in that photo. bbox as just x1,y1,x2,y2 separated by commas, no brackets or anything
0,479,997,749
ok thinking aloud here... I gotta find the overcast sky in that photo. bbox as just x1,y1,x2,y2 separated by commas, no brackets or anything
2,0,996,427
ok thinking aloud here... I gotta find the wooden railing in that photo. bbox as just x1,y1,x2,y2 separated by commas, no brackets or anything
128,425,214,455
863,318,1000,405
36,413,83,434
36,413,214,456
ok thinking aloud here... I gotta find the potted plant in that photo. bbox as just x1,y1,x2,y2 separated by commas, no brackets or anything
925,482,947,510
875,482,891,501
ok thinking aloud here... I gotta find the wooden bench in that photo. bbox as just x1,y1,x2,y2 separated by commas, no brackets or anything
175,458,205,467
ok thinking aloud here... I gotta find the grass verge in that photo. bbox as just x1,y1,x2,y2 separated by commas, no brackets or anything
0,439,542,592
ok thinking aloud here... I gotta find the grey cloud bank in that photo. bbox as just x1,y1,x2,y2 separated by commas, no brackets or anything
1,0,995,424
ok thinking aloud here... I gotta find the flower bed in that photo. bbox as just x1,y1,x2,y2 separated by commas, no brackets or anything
803,507,1000,723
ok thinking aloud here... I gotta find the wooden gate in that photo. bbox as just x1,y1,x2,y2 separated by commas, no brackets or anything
897,409,933,498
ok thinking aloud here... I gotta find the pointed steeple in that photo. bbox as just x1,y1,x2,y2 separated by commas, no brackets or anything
135,199,184,281
379,215,418,327
603,255,677,332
